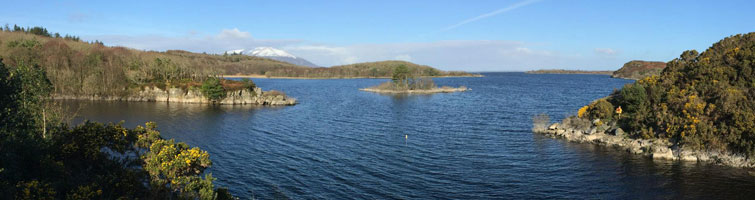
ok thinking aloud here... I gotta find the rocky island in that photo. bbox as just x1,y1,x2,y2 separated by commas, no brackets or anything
360,85,467,94
360,65,467,94
534,33,755,169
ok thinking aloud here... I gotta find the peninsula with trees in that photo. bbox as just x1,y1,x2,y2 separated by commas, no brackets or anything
0,24,479,105
534,32,755,169
360,64,468,94
0,25,295,105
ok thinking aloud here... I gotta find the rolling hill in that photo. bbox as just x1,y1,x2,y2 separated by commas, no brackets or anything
0,28,478,97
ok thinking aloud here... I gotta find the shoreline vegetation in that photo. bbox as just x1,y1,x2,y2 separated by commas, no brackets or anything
360,64,468,94
0,57,233,198
533,32,755,170
525,69,614,75
0,25,297,106
0,25,478,105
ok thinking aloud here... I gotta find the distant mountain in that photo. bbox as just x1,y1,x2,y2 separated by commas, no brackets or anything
611,60,666,80
247,47,319,67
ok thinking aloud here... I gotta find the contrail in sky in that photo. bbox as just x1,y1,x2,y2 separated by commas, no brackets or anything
441,0,542,31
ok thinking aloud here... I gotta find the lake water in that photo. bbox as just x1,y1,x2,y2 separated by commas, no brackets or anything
66,72,755,199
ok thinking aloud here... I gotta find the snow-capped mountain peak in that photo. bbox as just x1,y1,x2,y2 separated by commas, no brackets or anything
223,46,319,67
249,47,296,58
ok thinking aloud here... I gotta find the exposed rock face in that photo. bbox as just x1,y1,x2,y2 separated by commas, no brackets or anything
535,116,755,169
54,87,296,106
611,60,666,80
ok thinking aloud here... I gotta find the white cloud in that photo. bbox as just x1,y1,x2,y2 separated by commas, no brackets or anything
217,28,252,39
85,28,624,71
283,40,571,71
88,28,299,54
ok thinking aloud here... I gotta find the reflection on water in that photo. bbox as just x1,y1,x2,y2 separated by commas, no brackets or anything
65,73,755,199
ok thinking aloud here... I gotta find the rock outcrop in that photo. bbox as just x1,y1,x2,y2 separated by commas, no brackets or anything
611,60,666,80
534,116,755,169
54,87,296,105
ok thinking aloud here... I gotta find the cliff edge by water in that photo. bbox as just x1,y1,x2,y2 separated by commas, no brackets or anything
54,86,296,105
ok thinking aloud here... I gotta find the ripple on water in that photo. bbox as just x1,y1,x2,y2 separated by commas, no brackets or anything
66,73,755,199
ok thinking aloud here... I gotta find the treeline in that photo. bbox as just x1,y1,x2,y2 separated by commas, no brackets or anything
370,64,438,90
0,60,233,199
2,24,81,41
0,30,282,97
0,26,476,98
260,60,478,78
578,32,755,156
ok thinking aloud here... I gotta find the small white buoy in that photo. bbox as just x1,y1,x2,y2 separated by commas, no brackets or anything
405,134,408,140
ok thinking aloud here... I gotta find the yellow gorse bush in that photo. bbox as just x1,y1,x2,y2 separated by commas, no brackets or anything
577,106,589,118
134,122,216,198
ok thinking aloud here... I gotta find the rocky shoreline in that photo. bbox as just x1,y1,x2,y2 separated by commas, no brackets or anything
534,116,755,169
360,86,467,94
54,86,296,106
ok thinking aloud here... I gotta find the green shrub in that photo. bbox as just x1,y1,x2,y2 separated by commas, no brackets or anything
200,77,226,102
587,99,614,122
240,78,256,90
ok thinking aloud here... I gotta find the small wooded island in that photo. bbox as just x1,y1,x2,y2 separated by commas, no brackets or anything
360,64,467,94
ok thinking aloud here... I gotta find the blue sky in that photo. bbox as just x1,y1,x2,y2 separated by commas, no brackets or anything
3,0,754,71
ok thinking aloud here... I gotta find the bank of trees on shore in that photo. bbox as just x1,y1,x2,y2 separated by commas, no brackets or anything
576,33,755,156
0,25,475,98
261,60,475,78
369,64,438,91
0,60,233,199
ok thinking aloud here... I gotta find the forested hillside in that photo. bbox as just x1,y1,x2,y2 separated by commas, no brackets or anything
261,60,478,78
0,26,476,97
578,32,755,156
0,28,300,96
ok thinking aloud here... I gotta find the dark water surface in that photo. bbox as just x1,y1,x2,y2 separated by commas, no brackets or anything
66,72,755,199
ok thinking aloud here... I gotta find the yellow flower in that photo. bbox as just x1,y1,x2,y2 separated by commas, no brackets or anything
577,106,589,118
185,159,191,165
